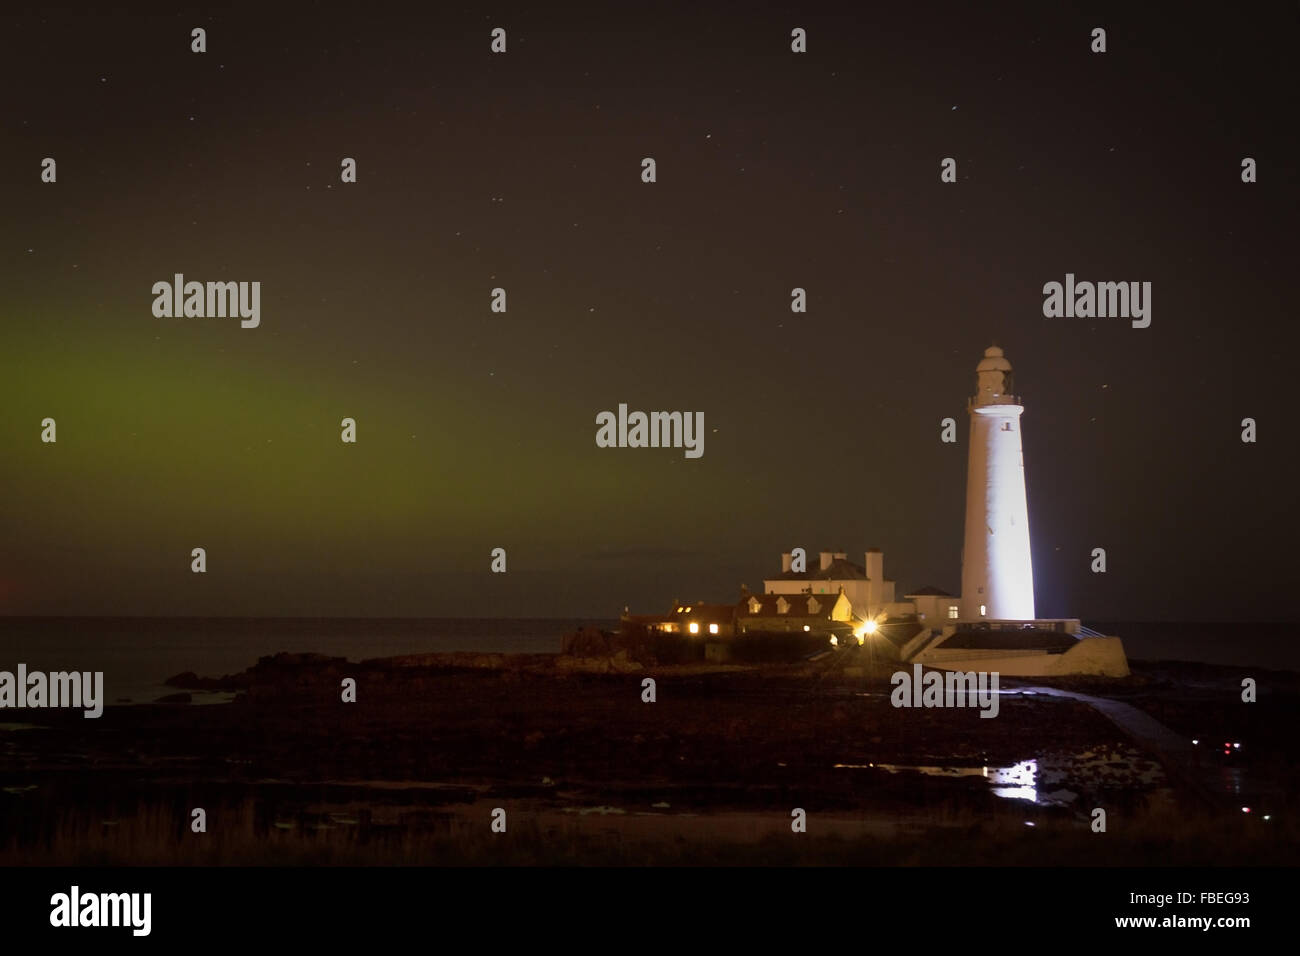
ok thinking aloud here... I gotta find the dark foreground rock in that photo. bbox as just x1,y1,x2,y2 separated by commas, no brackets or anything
3,653,1296,865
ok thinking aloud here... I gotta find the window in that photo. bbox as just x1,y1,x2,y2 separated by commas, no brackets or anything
947,605,959,619
708,623,719,635
979,604,987,617
1001,421,1013,432
688,622,699,634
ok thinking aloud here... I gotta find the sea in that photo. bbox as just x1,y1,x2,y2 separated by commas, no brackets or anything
0,617,614,704
0,617,1294,705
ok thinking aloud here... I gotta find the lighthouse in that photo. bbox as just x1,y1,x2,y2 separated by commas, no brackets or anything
960,346,1036,620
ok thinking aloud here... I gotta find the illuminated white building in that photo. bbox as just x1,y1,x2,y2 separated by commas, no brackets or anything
959,345,1036,621
620,344,1131,676
903,344,1129,675
763,550,908,623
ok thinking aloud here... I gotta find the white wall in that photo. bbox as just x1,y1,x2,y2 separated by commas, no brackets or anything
961,403,1035,620
913,636,1130,677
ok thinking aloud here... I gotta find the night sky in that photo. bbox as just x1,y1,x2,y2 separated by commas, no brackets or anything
2,3,1297,620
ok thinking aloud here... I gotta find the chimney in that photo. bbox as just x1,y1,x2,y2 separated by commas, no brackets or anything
865,549,884,581
833,551,846,561
819,551,833,571
781,552,793,573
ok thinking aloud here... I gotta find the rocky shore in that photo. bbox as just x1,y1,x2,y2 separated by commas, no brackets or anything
0,635,1295,865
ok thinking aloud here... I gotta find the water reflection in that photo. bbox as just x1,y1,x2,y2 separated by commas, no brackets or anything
836,758,1072,806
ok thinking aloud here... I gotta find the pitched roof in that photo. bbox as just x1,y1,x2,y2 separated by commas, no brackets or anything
668,602,736,623
740,592,842,619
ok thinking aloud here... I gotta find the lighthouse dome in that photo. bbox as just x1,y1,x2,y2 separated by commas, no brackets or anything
972,345,1017,406
976,346,1012,372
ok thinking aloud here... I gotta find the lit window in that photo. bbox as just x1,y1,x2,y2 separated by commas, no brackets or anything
947,606,959,619
979,604,987,616
803,625,810,632
708,623,719,635
688,622,699,634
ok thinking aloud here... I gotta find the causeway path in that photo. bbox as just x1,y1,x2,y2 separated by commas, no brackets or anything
1015,686,1225,810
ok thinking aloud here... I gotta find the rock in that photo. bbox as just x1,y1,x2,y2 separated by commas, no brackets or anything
609,649,640,673
163,670,248,691
154,692,192,704
561,627,611,656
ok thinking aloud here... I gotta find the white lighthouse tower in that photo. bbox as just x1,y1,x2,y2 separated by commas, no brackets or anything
960,345,1036,621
